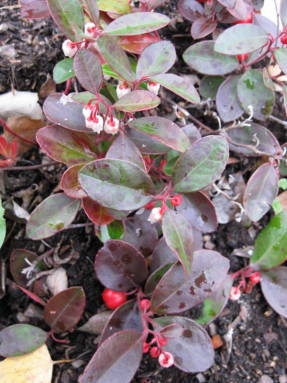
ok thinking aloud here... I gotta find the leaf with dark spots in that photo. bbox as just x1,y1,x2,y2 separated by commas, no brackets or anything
150,237,178,272
154,316,214,372
44,287,86,333
94,240,148,291
0,324,47,357
151,250,230,314
79,330,143,383
100,300,143,343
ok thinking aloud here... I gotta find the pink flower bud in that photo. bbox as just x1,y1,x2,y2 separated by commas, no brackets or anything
229,286,241,301
116,82,131,99
85,114,104,133
158,352,174,368
147,207,162,224
150,347,160,358
84,22,97,37
82,105,92,120
139,299,151,311
62,39,77,58
104,117,120,135
147,81,160,95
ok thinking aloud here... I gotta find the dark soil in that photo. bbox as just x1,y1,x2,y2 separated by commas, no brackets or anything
0,1,286,383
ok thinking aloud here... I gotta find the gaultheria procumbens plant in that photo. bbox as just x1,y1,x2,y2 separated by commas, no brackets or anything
5,0,285,382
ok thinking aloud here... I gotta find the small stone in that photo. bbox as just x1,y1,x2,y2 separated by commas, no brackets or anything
72,359,85,368
279,376,287,383
196,373,206,383
258,375,273,383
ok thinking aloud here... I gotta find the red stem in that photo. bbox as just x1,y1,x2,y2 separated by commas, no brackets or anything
0,118,35,145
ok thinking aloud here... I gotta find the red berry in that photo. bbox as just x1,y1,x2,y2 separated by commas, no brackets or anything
158,336,168,346
159,203,168,215
140,299,151,311
170,194,183,207
102,288,127,310
281,34,287,44
235,12,253,24
236,53,249,63
150,346,160,358
143,342,150,353
249,272,261,284
145,201,156,210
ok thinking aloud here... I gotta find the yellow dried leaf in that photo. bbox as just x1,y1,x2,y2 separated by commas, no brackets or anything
0,344,53,383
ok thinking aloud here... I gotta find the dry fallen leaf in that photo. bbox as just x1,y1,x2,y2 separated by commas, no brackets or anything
0,344,53,383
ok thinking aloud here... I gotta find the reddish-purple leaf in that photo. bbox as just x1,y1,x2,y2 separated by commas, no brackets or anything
37,125,97,165
20,0,50,19
224,123,282,157
44,287,86,333
10,249,38,287
261,267,287,318
79,330,143,383
128,116,190,153
17,285,46,306
26,193,81,240
82,197,115,226
191,17,217,39
151,250,230,314
218,0,253,20
73,49,103,94
60,164,87,199
100,300,143,343
43,93,89,132
162,210,194,274
136,41,176,80
182,124,201,144
243,163,279,222
119,33,160,55
94,240,148,291
177,192,218,233
150,238,178,272
216,75,244,122
127,128,171,154
145,263,175,295
178,0,204,22
114,90,160,112
0,324,48,357
82,0,99,25
154,316,214,372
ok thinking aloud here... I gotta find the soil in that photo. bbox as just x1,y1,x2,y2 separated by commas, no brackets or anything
0,1,287,383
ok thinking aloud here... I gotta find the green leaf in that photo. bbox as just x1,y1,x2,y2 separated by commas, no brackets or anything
53,58,75,84
79,159,154,211
199,76,225,99
251,211,287,270
113,90,160,112
274,48,287,75
47,0,84,41
150,73,200,104
237,69,274,120
97,36,136,82
279,178,287,190
100,221,125,242
104,12,170,36
214,24,269,55
183,41,239,76
173,136,229,193
98,0,130,14
162,210,194,273
102,64,121,80
0,198,5,248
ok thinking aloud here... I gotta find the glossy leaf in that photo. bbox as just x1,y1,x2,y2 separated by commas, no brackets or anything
243,163,278,222
113,90,160,112
79,159,153,211
183,41,239,76
104,12,170,36
97,36,136,82
224,123,282,157
60,164,87,199
177,192,218,233
151,250,230,314
280,0,287,27
182,124,201,144
0,325,47,357
26,193,80,240
43,93,89,132
128,116,190,153
73,49,103,94
119,33,160,55
154,316,214,372
145,263,175,295
100,300,143,343
127,128,171,154
150,238,178,272
199,76,225,99
177,0,204,22
191,17,217,40
47,0,84,41
94,240,148,291
53,58,75,84
218,0,252,19
151,73,200,104
106,133,146,170
98,0,130,14
237,69,274,120
274,48,287,75
20,0,50,19
83,198,115,226
122,212,158,256
173,136,229,193
80,330,143,383
44,287,86,333
36,126,96,165
82,0,99,24
214,24,269,55
251,211,287,270
10,249,39,287
136,41,176,80
216,75,244,122
78,311,112,335
162,210,194,273
261,267,287,318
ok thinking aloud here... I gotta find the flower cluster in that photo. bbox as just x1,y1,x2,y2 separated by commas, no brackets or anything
82,103,120,135
146,194,183,224
230,269,261,301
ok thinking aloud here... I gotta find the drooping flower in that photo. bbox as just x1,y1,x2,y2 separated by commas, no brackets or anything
62,39,78,58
